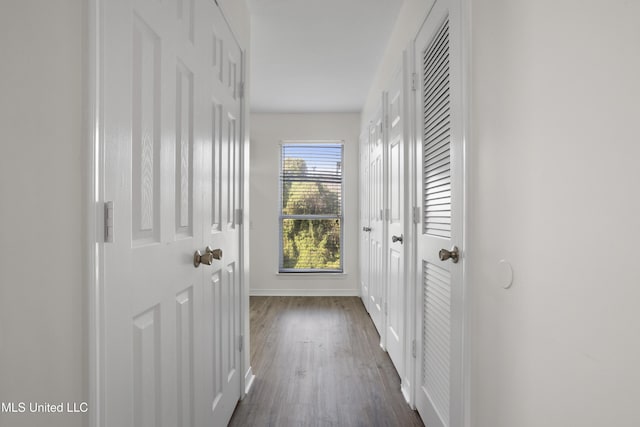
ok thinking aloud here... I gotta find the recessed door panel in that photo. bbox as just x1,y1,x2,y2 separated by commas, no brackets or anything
132,15,161,245
176,61,194,238
211,102,223,232
133,306,161,427
176,288,194,427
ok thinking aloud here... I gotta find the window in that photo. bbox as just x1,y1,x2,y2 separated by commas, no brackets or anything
279,142,344,273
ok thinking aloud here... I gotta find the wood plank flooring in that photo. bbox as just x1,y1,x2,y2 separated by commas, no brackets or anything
229,296,424,427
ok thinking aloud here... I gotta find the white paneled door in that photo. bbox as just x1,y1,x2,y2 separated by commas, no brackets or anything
368,110,387,343
414,0,465,426
101,0,243,425
359,130,371,312
386,62,406,375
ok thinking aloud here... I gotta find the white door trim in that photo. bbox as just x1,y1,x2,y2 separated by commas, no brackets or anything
460,0,472,425
86,0,102,425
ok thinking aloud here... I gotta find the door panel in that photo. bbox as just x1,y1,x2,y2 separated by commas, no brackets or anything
102,0,243,425
386,63,406,375
201,5,243,423
414,1,464,426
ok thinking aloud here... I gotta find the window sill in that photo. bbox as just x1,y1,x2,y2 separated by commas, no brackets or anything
276,272,348,279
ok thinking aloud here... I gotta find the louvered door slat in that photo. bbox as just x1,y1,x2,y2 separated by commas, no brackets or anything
423,18,452,239
424,120,450,146
424,63,449,97
423,23,449,76
425,102,450,132
425,152,450,171
422,260,451,426
426,162,451,179
424,134,450,159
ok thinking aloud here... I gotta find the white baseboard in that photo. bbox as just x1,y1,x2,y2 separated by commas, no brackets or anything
249,289,360,297
243,366,255,397
401,381,411,406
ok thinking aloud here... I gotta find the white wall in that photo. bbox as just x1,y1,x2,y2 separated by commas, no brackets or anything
361,0,436,126
250,113,360,295
470,1,640,426
219,0,251,49
0,1,86,427
362,0,640,426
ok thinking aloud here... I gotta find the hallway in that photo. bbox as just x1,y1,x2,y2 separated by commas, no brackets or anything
229,297,424,426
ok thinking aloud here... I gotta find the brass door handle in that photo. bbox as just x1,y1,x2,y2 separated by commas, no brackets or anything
206,246,223,260
392,234,403,244
194,249,214,267
439,246,460,263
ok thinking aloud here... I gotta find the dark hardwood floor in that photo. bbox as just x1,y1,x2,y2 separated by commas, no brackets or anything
229,296,424,427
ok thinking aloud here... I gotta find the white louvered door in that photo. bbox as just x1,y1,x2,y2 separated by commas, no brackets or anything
414,0,465,426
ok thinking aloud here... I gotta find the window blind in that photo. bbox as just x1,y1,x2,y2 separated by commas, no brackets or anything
281,144,343,215
279,143,343,272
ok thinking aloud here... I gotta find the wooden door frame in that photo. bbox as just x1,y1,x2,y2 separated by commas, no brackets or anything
85,2,252,426
406,0,472,424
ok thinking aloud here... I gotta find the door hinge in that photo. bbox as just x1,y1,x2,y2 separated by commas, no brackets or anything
235,208,243,225
411,73,417,91
239,335,244,352
413,206,421,224
104,201,114,243
385,114,389,131
412,340,417,358
385,208,390,222
239,81,245,99
384,302,388,315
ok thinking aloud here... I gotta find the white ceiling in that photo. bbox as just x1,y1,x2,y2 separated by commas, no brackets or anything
246,0,404,113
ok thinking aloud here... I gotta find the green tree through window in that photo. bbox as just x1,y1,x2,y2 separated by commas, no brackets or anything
280,143,343,272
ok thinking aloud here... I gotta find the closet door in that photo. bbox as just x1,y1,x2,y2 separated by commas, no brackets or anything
414,0,465,426
368,110,386,341
101,0,244,425
386,61,406,375
359,130,371,311
199,5,244,426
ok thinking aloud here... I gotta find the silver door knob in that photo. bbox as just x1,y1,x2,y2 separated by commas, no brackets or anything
194,249,214,267
392,234,403,244
206,246,223,260
362,226,372,232
439,246,460,263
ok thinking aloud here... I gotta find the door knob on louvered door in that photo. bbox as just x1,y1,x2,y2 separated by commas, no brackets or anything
206,246,223,260
439,246,460,263
194,249,214,267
